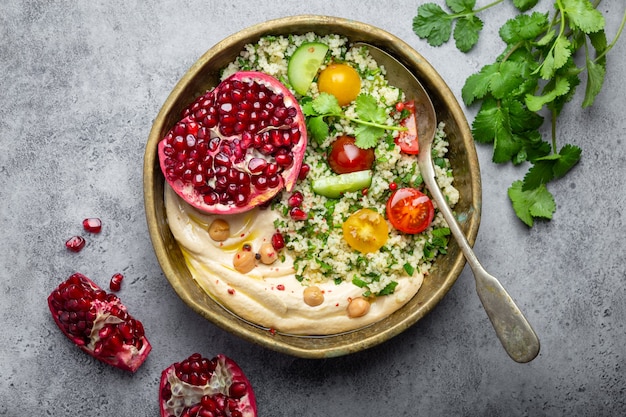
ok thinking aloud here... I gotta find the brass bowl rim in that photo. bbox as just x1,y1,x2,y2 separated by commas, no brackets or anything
143,14,481,358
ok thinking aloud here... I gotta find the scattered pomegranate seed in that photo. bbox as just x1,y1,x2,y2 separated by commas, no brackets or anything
276,284,285,291
110,273,124,292
389,182,398,191
82,218,102,233
289,207,308,221
362,188,369,196
395,101,405,112
271,232,285,250
65,236,86,252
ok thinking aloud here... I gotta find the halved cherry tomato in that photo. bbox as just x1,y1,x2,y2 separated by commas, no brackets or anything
395,100,419,155
342,208,388,253
317,63,361,106
386,188,434,234
328,135,375,174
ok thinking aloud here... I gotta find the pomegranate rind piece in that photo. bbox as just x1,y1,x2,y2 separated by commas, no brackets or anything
159,353,257,417
47,273,151,372
158,71,307,215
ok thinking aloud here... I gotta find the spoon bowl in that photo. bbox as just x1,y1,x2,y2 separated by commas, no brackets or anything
359,43,540,363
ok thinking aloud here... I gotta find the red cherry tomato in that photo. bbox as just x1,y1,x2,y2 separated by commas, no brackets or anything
386,188,434,234
328,135,375,174
395,100,419,155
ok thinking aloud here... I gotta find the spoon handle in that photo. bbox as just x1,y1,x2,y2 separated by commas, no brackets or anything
418,152,540,363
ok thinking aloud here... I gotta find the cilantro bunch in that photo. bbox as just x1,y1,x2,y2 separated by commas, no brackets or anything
413,0,626,226
301,92,406,149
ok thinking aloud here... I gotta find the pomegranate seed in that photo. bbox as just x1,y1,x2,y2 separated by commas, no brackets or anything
389,182,398,191
289,207,308,221
395,101,405,112
65,236,86,252
276,284,285,291
298,163,310,180
275,152,293,168
267,175,281,189
271,233,285,250
82,218,102,233
287,191,304,207
110,273,124,292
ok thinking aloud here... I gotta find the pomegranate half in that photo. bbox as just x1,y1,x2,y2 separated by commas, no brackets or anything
158,71,307,214
47,272,151,372
159,352,257,417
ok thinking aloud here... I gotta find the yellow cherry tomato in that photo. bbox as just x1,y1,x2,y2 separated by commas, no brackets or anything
317,63,361,106
342,208,388,253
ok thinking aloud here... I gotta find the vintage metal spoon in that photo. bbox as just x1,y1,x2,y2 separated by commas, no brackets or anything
356,42,540,363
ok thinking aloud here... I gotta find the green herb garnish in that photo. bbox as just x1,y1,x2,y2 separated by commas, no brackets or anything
413,0,626,226
301,92,406,148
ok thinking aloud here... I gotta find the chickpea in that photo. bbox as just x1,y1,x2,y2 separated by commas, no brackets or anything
347,296,370,318
208,219,230,242
303,286,324,307
258,242,278,265
233,249,256,273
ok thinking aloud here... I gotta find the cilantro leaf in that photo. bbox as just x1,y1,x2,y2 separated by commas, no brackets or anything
499,12,549,44
489,61,524,99
355,94,387,124
522,160,555,190
312,93,342,114
513,0,539,12
507,99,543,133
523,144,582,189
307,116,329,144
539,36,572,80
508,180,556,227
583,54,606,108
552,144,582,178
454,15,483,52
461,61,523,104
354,125,384,149
561,0,605,34
413,3,453,47
525,76,571,112
446,0,475,14
472,98,520,163
299,100,317,117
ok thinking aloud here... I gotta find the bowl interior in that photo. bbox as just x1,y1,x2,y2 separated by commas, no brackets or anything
143,15,481,358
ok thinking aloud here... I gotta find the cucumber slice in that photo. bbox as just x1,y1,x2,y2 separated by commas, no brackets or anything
288,42,329,95
311,170,373,199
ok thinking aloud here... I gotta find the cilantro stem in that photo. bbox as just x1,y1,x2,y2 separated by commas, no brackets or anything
339,115,407,131
550,108,558,153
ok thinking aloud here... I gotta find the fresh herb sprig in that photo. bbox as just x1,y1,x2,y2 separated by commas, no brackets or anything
301,92,406,149
413,0,626,226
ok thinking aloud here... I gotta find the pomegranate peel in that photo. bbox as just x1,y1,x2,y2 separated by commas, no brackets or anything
159,352,257,417
158,71,307,215
47,272,151,372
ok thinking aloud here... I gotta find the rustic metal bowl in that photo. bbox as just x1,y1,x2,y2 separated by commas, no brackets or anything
144,15,481,358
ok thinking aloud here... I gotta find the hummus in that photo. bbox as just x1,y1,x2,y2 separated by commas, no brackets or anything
164,185,424,335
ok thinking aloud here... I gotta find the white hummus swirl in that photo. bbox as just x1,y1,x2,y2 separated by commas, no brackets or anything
164,185,424,335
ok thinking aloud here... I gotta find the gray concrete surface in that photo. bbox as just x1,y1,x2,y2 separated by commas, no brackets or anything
1,1,625,416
